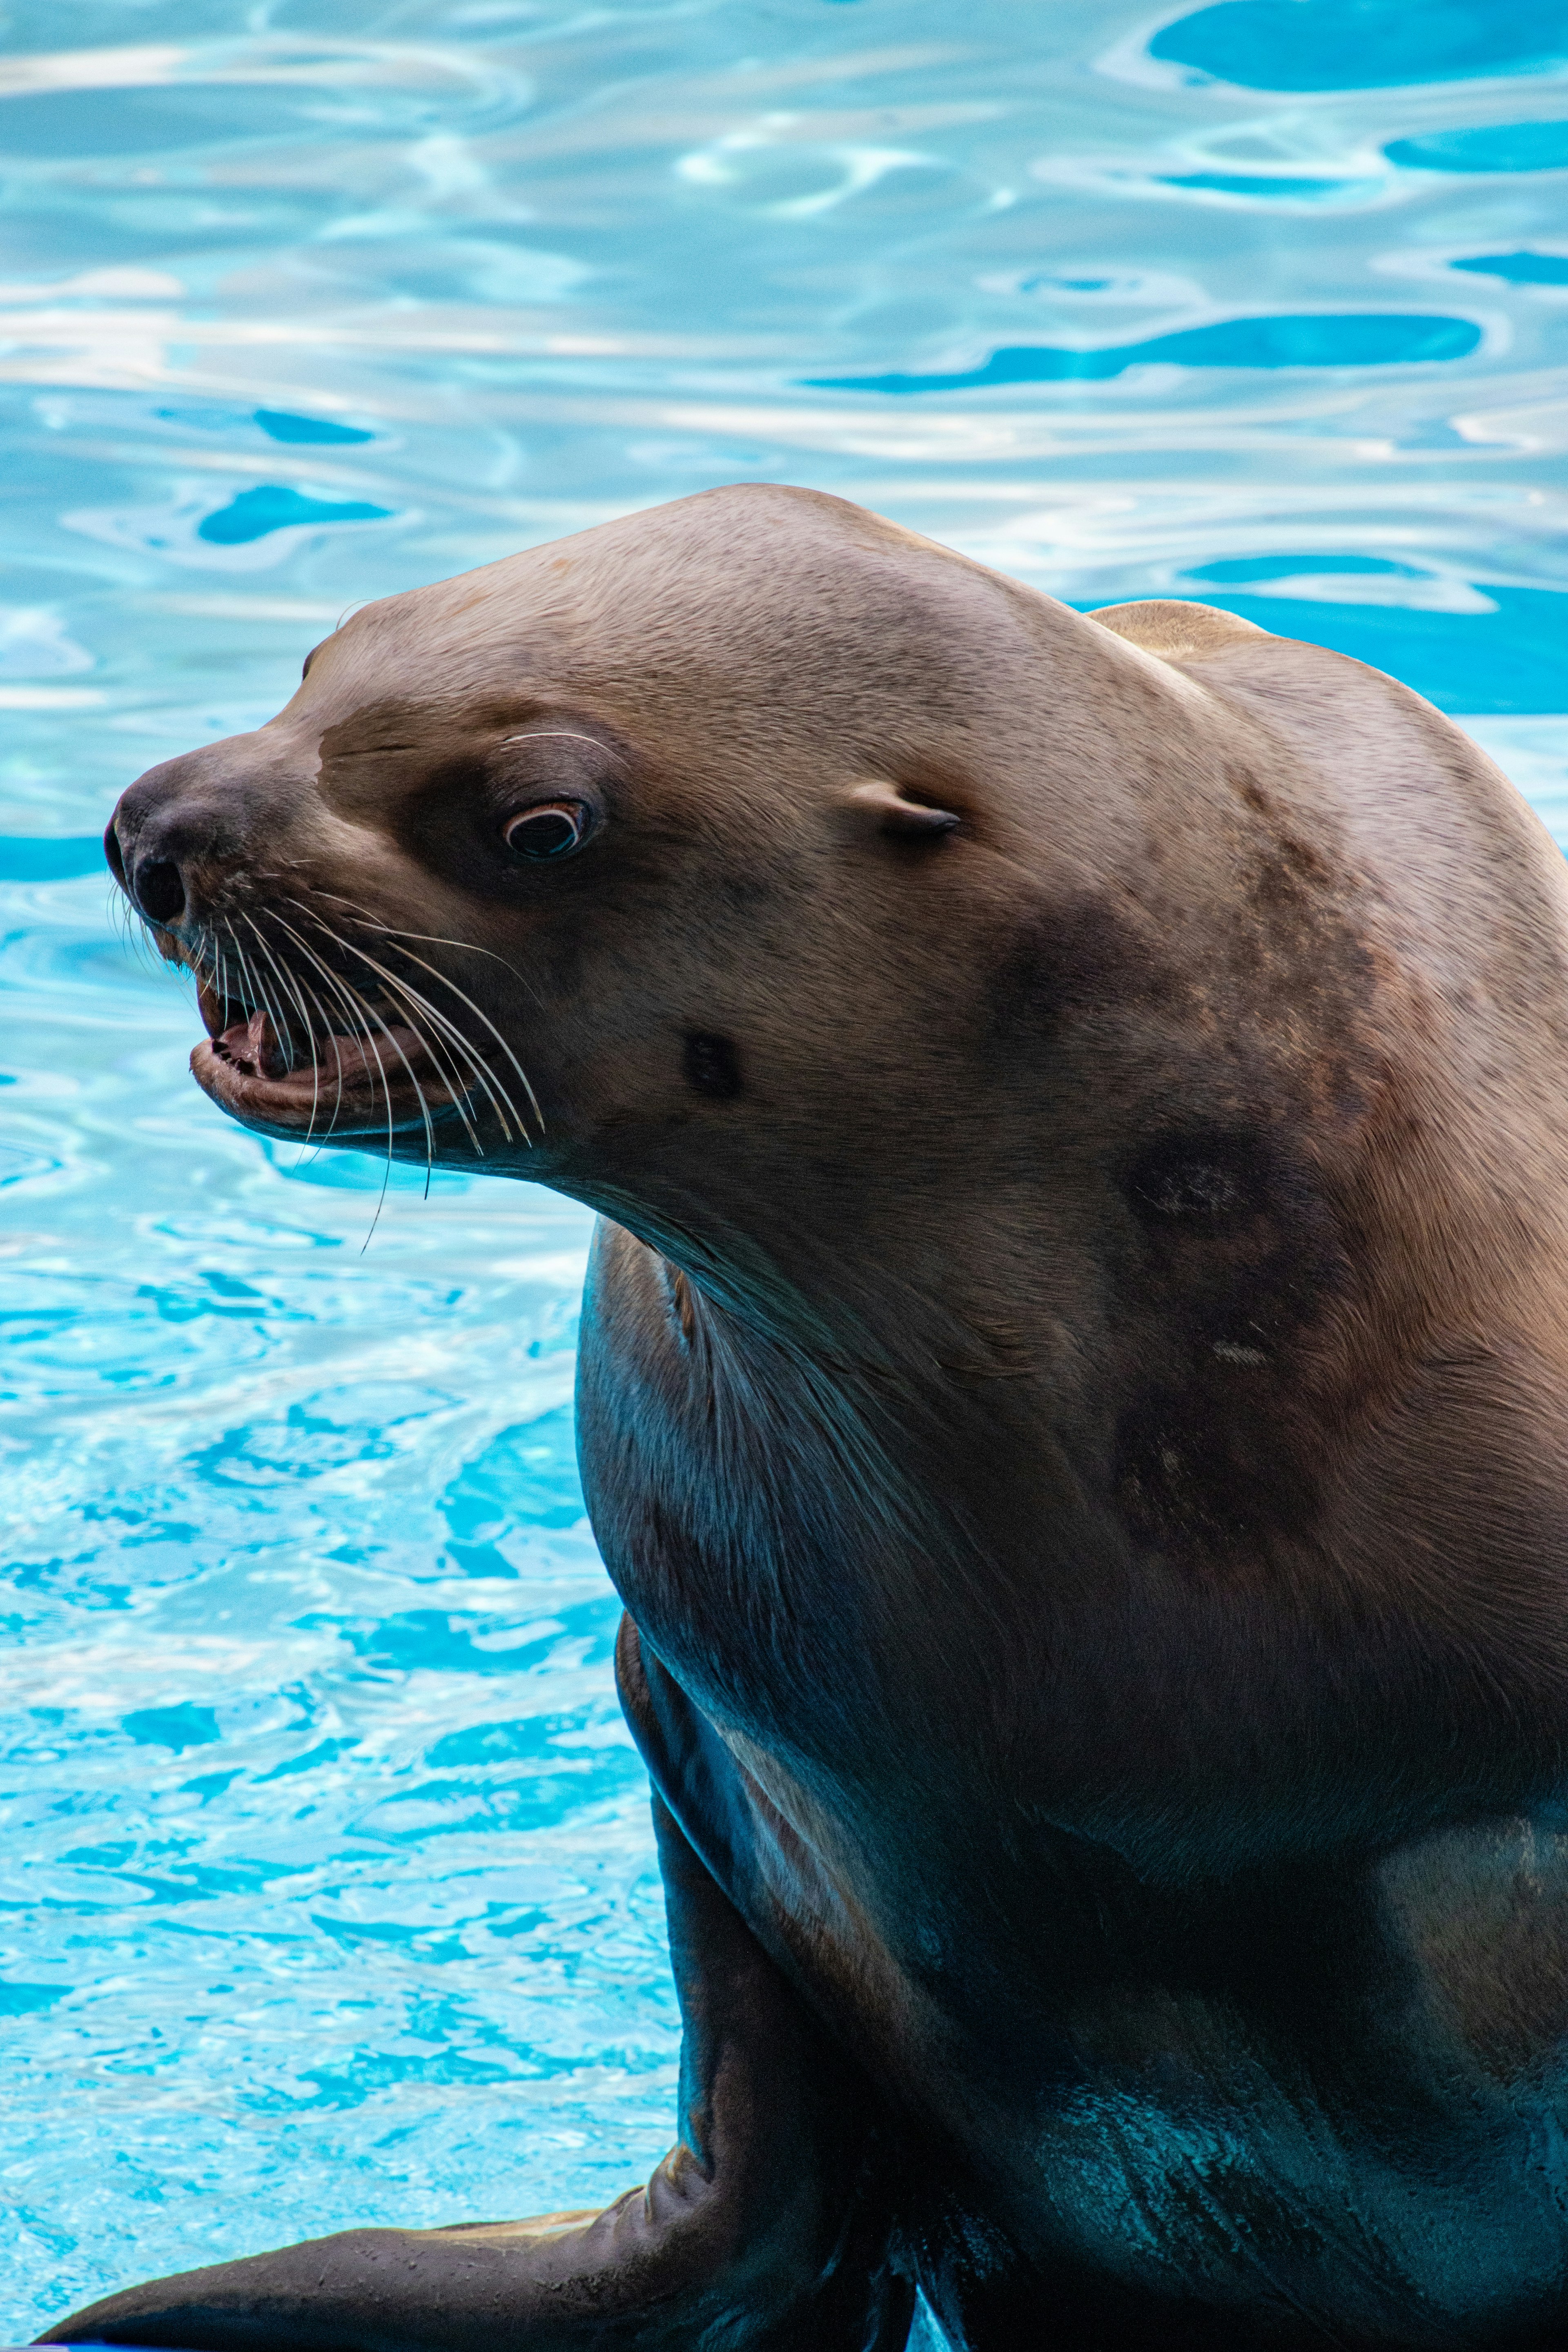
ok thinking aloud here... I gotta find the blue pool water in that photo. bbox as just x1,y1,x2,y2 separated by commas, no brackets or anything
2,0,1568,2337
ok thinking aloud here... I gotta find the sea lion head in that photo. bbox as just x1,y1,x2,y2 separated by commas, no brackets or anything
106,485,1209,1268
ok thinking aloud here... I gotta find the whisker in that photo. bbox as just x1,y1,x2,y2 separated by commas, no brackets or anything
242,913,321,1139
313,903,543,1141
243,914,366,1144
315,891,542,997
266,910,439,1173
363,966,490,1153
234,925,293,1067
285,901,502,1152
293,910,508,1152
228,924,294,1065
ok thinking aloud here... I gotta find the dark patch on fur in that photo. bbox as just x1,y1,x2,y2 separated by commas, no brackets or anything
988,893,1176,1046
1126,1128,1273,1227
1114,1382,1321,1564
1114,1127,1346,1568
684,1031,743,1100
1252,827,1334,913
1229,763,1272,817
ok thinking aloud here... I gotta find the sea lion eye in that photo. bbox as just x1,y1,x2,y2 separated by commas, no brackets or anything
502,800,590,861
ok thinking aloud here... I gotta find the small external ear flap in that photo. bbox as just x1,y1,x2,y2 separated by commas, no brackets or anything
842,779,961,837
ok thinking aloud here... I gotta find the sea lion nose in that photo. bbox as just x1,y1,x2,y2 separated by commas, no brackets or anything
107,750,248,931
129,851,187,927
105,799,194,928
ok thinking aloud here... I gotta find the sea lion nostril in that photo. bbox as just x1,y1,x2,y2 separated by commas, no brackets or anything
102,822,126,887
132,856,185,927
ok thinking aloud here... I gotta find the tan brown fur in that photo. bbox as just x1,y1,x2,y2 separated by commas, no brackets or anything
60,486,1568,2350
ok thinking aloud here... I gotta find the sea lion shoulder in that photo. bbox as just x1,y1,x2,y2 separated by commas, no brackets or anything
1085,597,1272,662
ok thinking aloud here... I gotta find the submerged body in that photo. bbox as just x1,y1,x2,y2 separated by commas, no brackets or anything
47,487,1568,2348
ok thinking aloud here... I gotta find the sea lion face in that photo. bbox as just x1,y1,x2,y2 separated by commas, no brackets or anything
105,488,1042,1212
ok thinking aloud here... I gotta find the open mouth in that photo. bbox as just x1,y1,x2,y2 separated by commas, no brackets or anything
192,970,446,1137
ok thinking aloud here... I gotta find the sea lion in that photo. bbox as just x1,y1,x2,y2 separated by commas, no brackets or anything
49,484,1568,2350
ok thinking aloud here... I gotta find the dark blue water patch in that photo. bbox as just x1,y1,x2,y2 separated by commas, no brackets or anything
1092,584,1568,713
0,837,105,883
250,2046,520,2109
328,1598,618,1680
157,403,258,434
1150,0,1568,91
255,409,375,445
1388,122,1568,173
368,1757,641,1843
0,1982,62,2016
196,486,393,545
307,1918,468,1968
189,1407,397,1489
811,314,1481,393
1191,554,1428,583
1158,172,1358,198
136,1270,277,1326
122,1704,220,1753
441,1409,586,1578
427,1717,564,1769
251,1737,357,1786
1452,251,1568,285
117,1857,305,1906
61,1842,135,1870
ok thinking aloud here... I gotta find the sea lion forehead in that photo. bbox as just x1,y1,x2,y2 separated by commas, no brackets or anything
298,484,1016,723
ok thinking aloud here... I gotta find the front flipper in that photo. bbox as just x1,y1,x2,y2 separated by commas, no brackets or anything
41,1783,912,2350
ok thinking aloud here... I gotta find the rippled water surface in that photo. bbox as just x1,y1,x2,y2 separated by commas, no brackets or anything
4,0,1568,2336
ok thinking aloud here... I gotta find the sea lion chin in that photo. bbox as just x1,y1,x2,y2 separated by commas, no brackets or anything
51,483,1568,2350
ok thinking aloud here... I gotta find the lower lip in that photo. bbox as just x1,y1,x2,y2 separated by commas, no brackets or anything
192,1018,438,1133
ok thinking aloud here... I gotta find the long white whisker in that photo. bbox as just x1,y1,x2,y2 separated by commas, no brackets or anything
300,915,510,1151
267,910,438,1173
243,914,321,1139
314,891,542,998
362,965,492,1152
325,915,543,1141
227,932,268,1027
238,925,296,1070
283,903,497,1154
271,927,361,1140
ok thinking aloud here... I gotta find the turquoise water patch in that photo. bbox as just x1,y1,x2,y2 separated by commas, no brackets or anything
258,1139,473,1194
1151,0,1568,91
813,313,1482,392
1387,122,1568,172
0,837,104,882
1139,584,1568,710
123,1704,221,1753
1157,172,1365,199
1452,252,1568,285
255,412,376,447
0,1985,63,2018
441,1410,587,1578
1191,554,1428,582
197,488,394,546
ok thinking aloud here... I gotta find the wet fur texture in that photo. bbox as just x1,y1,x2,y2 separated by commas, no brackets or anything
50,487,1568,2349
